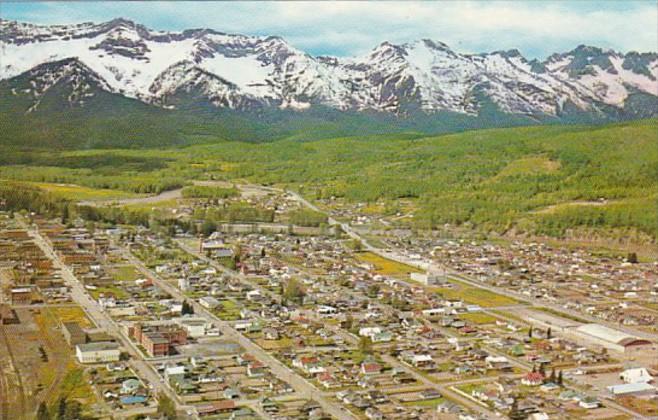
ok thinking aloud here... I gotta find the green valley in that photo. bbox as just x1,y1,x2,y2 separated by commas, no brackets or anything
1,118,656,246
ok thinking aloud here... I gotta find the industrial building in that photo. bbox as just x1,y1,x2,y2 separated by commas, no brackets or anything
129,322,187,357
76,341,121,364
607,382,656,397
62,321,87,346
175,317,212,338
574,323,655,354
410,268,447,286
10,287,32,305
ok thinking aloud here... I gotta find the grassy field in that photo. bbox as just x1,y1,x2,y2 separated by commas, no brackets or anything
255,338,294,351
432,281,518,307
402,397,445,408
122,198,180,211
490,310,527,323
534,306,589,324
88,285,130,300
355,251,422,277
48,306,93,328
110,265,141,282
25,181,142,201
32,307,99,413
216,300,241,320
459,312,498,324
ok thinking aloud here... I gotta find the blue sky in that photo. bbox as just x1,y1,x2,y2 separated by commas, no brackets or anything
2,1,656,59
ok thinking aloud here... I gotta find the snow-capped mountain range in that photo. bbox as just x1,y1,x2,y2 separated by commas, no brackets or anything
1,18,657,117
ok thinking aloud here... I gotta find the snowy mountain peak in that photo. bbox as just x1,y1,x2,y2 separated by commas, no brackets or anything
1,18,657,118
4,57,113,113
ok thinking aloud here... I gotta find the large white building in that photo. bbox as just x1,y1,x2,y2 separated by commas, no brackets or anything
76,342,121,364
410,268,447,286
574,324,654,354
175,317,212,338
607,382,656,396
620,367,654,384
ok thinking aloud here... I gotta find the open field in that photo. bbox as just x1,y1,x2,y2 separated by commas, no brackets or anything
88,285,130,300
615,396,658,417
459,312,498,324
110,265,142,282
355,251,422,277
216,300,241,320
431,281,518,307
0,307,99,419
25,181,142,201
402,397,445,408
255,338,294,351
47,306,94,328
121,198,181,211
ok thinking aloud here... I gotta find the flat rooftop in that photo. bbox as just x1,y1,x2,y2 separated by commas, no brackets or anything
77,341,120,352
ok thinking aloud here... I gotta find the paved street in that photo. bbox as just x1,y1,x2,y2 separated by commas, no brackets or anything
121,243,356,420
284,188,658,419
14,185,655,420
20,218,197,418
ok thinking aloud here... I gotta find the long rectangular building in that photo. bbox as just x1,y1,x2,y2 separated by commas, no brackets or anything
76,342,120,364
574,324,655,354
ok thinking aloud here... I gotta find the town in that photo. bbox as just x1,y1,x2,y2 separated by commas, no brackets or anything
1,182,656,420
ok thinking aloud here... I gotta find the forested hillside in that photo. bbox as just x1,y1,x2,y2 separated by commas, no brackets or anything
194,119,658,241
0,119,655,242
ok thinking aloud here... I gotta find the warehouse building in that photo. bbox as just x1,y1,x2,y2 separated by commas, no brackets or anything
129,322,187,357
62,321,87,346
410,268,447,286
76,342,121,364
175,317,212,338
574,324,655,354
10,287,32,305
607,382,656,397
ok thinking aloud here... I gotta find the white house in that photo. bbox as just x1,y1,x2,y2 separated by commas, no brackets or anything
409,354,433,368
359,327,382,337
620,367,654,384
199,296,221,310
168,301,183,314
578,398,600,409
165,365,186,380
76,342,120,364
485,356,509,369
317,305,337,316
246,290,262,301
234,321,255,332
422,308,445,317
98,296,117,309
175,317,211,338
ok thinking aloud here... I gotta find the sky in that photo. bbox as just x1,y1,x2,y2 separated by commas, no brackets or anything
1,1,656,59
